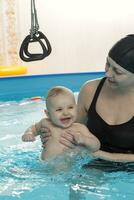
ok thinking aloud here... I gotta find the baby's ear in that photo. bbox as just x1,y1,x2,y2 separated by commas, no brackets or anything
44,109,49,118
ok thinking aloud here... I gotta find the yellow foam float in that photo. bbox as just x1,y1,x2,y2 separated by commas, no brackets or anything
0,66,27,76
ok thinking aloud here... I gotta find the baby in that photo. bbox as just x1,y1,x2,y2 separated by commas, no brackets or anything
22,86,100,160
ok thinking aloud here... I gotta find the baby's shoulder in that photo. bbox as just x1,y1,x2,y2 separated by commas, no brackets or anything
40,118,53,127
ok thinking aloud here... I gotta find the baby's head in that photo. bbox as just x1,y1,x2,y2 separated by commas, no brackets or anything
45,86,77,128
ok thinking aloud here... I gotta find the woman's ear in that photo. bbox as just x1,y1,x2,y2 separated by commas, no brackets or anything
44,109,49,118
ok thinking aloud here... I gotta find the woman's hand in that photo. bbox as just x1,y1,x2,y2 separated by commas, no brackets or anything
59,130,77,149
40,127,51,148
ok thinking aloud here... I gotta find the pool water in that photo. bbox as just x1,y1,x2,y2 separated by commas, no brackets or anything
0,98,134,200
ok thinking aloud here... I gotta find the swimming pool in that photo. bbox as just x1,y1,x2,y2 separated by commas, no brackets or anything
1,72,134,200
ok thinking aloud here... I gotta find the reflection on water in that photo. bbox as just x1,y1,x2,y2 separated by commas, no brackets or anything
0,99,134,200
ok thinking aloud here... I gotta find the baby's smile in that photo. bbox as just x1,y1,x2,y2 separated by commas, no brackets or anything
60,117,72,125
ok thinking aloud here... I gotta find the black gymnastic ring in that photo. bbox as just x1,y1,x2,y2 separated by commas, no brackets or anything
23,31,52,58
19,31,52,62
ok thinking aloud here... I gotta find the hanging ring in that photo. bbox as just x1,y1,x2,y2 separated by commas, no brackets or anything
19,31,52,62
19,0,52,62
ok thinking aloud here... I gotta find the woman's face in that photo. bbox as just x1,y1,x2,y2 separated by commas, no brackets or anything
105,56,134,89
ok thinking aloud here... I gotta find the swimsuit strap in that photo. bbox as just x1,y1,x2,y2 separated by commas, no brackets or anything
89,77,106,110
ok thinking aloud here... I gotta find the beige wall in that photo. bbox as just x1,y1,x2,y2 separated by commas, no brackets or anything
1,0,134,75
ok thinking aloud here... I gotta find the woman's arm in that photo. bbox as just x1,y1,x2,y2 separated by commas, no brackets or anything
59,81,99,149
91,150,134,162
59,124,100,152
77,84,89,124
67,124,100,152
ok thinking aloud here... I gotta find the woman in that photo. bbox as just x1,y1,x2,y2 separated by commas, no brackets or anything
41,35,134,162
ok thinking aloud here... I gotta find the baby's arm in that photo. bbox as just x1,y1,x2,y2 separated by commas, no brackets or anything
22,125,37,142
68,124,100,152
22,119,45,142
91,150,134,162
22,118,52,142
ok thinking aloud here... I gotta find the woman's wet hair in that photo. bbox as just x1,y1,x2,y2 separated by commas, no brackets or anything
108,34,134,73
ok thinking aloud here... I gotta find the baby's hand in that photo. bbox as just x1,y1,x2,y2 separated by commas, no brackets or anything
22,132,36,142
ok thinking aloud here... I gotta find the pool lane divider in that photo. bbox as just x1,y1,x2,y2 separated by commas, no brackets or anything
30,96,42,101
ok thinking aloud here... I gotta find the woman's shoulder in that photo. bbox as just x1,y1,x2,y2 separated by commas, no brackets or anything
80,77,102,95
77,78,103,111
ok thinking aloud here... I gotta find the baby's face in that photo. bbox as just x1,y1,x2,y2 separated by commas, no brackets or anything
47,93,77,128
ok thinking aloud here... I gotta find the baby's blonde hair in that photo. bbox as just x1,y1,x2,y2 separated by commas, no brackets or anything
46,86,74,109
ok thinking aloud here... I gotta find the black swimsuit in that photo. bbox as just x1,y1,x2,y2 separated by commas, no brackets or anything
87,77,134,153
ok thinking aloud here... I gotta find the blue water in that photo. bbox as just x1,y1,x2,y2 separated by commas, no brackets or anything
0,73,134,200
